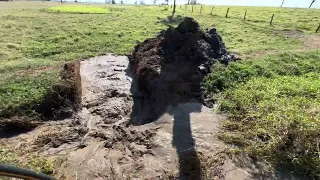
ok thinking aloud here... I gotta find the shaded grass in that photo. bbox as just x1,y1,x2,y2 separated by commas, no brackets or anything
48,5,109,14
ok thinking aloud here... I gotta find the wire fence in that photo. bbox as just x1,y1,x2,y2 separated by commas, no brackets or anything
163,4,320,33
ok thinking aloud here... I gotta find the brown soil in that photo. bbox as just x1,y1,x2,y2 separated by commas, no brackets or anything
129,17,238,125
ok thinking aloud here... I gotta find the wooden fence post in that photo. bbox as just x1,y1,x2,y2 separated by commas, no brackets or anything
210,6,214,15
192,5,194,12
244,10,247,21
316,24,320,33
180,5,181,9
171,4,172,8
226,7,230,18
185,5,187,11
200,5,202,13
270,14,275,25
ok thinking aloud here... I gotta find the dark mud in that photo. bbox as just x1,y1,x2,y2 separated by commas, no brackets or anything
129,17,238,125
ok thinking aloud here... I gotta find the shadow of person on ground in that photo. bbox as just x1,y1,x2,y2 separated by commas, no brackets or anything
156,15,185,27
126,60,204,179
169,103,202,180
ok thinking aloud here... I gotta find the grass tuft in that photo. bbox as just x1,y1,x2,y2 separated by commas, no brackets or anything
0,145,54,175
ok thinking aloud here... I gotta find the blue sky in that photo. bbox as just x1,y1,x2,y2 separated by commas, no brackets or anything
77,0,320,8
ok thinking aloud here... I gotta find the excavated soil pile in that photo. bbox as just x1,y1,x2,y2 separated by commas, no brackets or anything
129,17,238,124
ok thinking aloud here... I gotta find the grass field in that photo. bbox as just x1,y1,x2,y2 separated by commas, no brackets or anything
48,5,109,14
0,1,320,178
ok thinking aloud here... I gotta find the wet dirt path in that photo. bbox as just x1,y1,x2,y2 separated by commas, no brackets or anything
58,54,255,180
1,54,256,180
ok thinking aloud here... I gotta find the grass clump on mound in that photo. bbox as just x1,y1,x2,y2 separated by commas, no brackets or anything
48,5,109,14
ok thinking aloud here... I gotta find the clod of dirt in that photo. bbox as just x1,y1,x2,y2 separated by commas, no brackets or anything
129,17,238,125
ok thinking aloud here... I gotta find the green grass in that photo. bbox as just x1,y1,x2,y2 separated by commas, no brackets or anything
0,72,59,117
0,146,54,175
210,50,320,177
219,73,320,178
48,5,109,14
205,51,320,93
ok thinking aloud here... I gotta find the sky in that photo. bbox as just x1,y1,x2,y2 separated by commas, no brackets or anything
74,0,320,8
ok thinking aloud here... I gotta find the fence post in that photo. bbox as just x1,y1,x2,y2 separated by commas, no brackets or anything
270,14,275,25
226,7,230,18
210,6,214,15
244,10,247,21
316,24,320,33
185,4,187,11
200,5,203,13
192,5,194,12
171,4,172,8
180,5,181,9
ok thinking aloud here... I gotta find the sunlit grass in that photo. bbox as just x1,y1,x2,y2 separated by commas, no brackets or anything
48,5,109,14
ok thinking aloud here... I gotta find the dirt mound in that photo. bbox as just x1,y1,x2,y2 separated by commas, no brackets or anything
35,61,82,119
129,17,238,125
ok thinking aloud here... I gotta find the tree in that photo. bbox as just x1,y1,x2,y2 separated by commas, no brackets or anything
165,0,169,5
280,0,284,7
187,0,190,4
120,0,124,4
309,0,316,8
154,0,156,5
111,0,116,4
140,0,145,5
